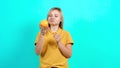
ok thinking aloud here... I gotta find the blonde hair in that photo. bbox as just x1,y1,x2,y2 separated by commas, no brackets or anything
47,7,64,29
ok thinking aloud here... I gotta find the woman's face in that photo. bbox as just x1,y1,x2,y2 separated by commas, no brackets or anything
48,10,62,26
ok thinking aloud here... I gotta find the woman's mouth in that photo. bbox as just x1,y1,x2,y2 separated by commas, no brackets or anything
50,20,55,22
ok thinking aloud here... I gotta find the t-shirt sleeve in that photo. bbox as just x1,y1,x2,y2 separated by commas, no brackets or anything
66,32,74,45
34,32,40,45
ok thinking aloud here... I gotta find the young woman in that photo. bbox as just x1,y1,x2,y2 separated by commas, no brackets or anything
35,7,74,68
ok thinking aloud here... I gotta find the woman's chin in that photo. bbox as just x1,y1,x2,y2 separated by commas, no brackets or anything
50,23,57,26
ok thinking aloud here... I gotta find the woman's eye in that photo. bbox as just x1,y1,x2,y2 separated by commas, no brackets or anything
55,15,58,17
48,15,52,17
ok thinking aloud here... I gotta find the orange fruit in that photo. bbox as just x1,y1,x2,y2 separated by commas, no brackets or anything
39,20,48,27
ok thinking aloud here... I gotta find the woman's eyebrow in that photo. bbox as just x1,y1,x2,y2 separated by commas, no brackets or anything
55,14,58,15
55,14,59,15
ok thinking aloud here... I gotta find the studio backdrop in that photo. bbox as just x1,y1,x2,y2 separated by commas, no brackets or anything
0,0,120,68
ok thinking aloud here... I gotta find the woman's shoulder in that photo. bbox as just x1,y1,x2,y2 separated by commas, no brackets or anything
61,29,71,35
36,31,40,36
37,31,40,34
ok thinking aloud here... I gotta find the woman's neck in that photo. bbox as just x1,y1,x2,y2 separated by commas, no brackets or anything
50,25,59,32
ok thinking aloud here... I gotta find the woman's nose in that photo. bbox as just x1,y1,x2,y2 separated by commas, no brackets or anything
50,17,55,20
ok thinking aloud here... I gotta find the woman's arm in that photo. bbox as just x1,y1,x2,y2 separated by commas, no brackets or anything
54,33,72,58
35,35,44,55
58,42,72,58
35,27,48,55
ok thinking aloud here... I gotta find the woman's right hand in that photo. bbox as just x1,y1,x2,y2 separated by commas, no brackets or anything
40,26,48,36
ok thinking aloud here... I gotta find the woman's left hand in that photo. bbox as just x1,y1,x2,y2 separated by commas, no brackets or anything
54,33,61,43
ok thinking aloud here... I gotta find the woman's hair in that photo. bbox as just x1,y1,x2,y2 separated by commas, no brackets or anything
47,7,64,29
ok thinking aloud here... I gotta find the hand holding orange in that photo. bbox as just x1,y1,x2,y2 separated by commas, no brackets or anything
39,20,49,35
39,20,48,28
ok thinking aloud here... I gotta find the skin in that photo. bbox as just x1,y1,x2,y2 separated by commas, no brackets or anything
35,10,72,58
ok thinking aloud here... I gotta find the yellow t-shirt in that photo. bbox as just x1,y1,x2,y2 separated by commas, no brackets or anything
35,28,74,68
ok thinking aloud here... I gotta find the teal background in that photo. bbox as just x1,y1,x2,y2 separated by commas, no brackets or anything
0,0,120,68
